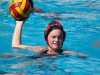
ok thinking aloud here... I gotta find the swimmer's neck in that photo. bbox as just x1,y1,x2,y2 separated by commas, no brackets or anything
47,48,60,54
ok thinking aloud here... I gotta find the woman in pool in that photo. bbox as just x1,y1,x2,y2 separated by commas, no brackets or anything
12,20,88,58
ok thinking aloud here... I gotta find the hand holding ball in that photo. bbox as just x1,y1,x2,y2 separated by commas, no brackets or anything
9,0,32,21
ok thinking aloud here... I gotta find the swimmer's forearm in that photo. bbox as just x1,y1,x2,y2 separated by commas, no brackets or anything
12,21,24,47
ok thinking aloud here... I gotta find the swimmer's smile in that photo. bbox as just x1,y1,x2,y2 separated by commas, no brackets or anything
53,42,59,46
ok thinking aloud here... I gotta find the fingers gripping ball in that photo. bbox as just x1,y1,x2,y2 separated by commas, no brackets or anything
9,0,32,21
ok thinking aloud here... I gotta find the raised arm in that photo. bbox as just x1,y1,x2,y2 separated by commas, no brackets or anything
12,21,47,53
12,21,23,47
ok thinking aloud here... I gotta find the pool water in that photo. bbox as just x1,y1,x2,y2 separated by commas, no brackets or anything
0,0,100,75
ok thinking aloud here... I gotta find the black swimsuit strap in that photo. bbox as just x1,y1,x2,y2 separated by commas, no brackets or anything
40,49,63,55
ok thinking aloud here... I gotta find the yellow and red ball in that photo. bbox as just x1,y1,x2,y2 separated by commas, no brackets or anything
9,0,32,21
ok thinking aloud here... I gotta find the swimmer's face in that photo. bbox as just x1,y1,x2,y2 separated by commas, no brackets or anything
47,29,63,51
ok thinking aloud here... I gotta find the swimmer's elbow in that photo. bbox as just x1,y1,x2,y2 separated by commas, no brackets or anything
12,43,22,48
12,45,18,48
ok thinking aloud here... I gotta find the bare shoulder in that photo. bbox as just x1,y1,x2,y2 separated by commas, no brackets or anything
29,46,48,53
62,50,76,54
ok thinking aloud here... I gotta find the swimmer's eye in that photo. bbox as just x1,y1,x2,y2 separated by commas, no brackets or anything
51,36,63,40
51,36,56,39
58,36,63,39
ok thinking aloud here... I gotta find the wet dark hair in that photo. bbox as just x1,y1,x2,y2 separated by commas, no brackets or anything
44,20,66,41
28,0,34,8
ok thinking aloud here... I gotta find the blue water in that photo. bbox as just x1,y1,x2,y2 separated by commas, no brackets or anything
0,0,100,75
